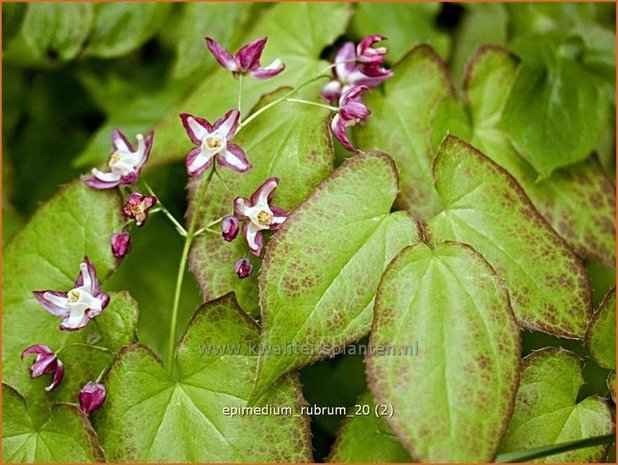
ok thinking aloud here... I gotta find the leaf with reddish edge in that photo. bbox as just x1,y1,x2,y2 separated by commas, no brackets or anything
366,241,520,462
327,391,412,463
2,384,104,462
585,287,616,370
251,152,422,401
463,45,616,267
94,294,311,462
499,348,614,462
429,136,592,338
353,45,456,220
188,88,334,316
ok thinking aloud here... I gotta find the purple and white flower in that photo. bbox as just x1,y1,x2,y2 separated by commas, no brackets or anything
233,258,253,279
205,36,285,80
33,257,110,331
21,344,64,391
122,192,157,227
234,177,288,256
180,110,251,176
84,130,153,189
331,85,371,151
79,381,107,415
221,216,240,242
321,35,393,103
111,232,131,259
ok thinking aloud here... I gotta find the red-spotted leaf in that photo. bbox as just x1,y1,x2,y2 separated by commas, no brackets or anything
585,287,616,370
252,152,421,399
429,136,592,338
94,294,312,462
367,242,520,462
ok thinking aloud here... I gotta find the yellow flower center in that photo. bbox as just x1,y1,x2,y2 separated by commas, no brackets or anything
109,152,121,166
69,290,81,303
206,135,222,150
257,210,272,227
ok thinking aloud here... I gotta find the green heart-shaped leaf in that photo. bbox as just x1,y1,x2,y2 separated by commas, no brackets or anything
465,46,615,267
95,294,312,462
497,34,610,178
367,241,520,462
252,152,421,399
188,89,334,315
499,348,614,462
2,181,133,403
327,391,412,463
585,287,616,370
429,136,592,338
2,384,104,462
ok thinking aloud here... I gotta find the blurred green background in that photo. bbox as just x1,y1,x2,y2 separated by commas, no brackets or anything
3,3,616,461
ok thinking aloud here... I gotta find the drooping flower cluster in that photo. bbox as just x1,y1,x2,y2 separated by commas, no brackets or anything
22,32,392,413
321,35,393,103
321,36,393,151
24,257,109,412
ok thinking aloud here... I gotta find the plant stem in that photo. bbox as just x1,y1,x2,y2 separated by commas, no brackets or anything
142,181,188,237
285,98,338,112
237,74,244,117
166,167,216,374
237,73,330,133
495,434,615,463
57,343,113,355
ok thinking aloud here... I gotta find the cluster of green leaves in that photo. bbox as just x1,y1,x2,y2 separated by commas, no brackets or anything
2,2,616,463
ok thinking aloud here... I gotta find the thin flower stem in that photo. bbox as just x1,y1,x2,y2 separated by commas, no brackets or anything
166,167,216,374
237,74,244,117
495,433,615,463
285,98,338,112
194,216,227,237
237,73,330,133
57,343,113,355
214,167,232,194
142,181,188,237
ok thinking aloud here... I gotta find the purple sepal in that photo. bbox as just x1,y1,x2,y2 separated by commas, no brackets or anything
83,175,121,190
233,258,253,279
79,381,107,415
32,291,69,317
221,216,240,242
21,344,64,392
205,36,284,80
331,85,370,152
111,232,131,259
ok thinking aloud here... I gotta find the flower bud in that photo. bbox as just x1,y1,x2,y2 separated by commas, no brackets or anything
111,232,131,259
79,381,107,415
221,216,240,242
233,258,253,279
